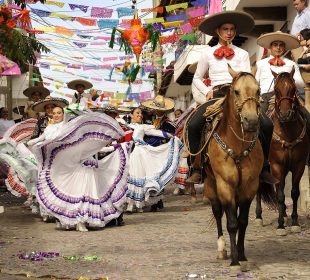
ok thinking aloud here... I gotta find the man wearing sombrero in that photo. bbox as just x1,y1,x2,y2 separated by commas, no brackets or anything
187,10,275,185
67,79,93,107
30,96,69,140
255,31,305,110
23,86,50,119
255,31,310,139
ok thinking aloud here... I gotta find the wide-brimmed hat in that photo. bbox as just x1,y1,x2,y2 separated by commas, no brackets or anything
91,105,119,113
13,106,26,115
67,79,93,90
32,96,69,112
257,31,300,51
117,106,132,114
141,95,175,111
199,11,255,37
23,86,50,99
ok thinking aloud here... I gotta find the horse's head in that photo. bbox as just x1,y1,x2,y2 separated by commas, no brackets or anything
228,65,260,132
272,69,297,122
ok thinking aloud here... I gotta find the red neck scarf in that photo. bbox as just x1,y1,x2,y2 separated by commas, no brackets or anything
213,45,235,59
268,57,285,66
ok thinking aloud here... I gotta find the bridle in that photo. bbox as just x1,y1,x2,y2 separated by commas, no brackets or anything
274,73,298,122
231,72,261,134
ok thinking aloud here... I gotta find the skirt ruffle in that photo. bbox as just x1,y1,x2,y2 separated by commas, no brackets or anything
0,142,37,197
34,114,130,227
126,137,183,208
4,119,37,143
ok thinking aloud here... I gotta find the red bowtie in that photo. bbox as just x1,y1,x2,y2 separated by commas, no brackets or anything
268,57,285,66
203,78,211,86
213,46,235,59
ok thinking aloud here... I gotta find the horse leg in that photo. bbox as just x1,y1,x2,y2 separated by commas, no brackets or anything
276,178,287,236
290,167,305,233
188,183,197,203
224,204,239,268
237,200,251,262
255,192,263,226
211,199,227,260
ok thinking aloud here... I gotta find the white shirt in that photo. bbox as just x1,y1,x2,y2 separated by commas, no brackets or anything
71,92,91,106
291,7,310,36
27,121,64,146
192,43,251,96
255,56,304,94
128,123,166,142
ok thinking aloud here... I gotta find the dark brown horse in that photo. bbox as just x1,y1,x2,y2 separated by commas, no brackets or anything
203,67,276,270
255,70,309,235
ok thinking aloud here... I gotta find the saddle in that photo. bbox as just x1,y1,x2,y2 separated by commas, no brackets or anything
184,97,225,157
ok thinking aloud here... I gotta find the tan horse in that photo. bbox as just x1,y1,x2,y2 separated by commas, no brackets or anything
203,67,276,270
256,70,309,236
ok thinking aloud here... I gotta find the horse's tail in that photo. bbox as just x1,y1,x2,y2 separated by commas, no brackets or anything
257,182,278,210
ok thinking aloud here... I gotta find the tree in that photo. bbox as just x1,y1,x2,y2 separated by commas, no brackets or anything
0,4,49,72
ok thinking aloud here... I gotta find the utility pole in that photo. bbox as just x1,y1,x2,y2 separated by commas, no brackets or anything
6,76,13,119
5,0,13,119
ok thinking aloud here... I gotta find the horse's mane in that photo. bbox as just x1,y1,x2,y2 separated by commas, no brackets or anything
274,72,295,94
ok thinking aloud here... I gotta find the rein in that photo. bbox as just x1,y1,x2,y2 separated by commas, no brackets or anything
274,73,298,122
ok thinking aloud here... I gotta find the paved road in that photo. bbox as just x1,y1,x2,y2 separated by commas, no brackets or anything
0,187,309,280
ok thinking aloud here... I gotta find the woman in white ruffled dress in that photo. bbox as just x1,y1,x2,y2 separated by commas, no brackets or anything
0,118,38,198
28,106,131,232
126,107,183,212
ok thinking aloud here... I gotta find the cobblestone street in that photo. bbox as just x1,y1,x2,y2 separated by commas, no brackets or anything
0,187,309,280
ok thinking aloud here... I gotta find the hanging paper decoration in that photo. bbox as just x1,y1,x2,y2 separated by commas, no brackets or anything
68,4,89,13
186,6,206,18
165,13,187,23
75,17,96,26
180,22,193,34
109,10,159,63
91,7,113,18
116,7,134,18
209,0,222,15
97,19,119,29
45,1,65,8
73,41,87,48
30,8,51,17
191,0,209,6
165,2,188,12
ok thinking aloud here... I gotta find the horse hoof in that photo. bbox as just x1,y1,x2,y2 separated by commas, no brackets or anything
239,261,248,272
284,217,288,226
276,228,287,236
291,225,301,233
229,265,241,274
191,197,198,204
202,197,210,205
254,218,263,227
217,250,228,260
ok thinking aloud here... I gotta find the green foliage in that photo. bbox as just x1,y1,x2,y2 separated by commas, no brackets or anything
0,29,49,72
